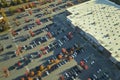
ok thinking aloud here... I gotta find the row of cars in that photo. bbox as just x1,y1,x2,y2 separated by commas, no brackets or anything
17,40,84,79
19,21,71,51
12,22,51,42
60,65,83,80
3,35,80,73
17,52,68,80
87,69,110,80
79,51,112,80
60,59,111,80
16,13,29,19
11,31,74,70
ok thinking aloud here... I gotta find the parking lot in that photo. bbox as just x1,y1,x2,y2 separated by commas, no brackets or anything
0,0,120,80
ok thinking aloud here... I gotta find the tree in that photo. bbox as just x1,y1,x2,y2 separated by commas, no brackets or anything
68,56,73,61
1,0,7,3
13,0,17,5
57,54,63,59
62,48,67,54
37,71,42,76
30,71,34,76
0,0,9,7
55,59,60,64
31,2,35,7
80,60,85,67
28,10,32,15
50,59,54,63
84,65,88,70
67,1,74,6
47,65,51,70
1,12,6,18
17,8,21,13
39,0,46,5
25,4,29,9
39,65,44,71
2,67,10,78
29,3,33,8
1,3,8,8
17,0,23,4
60,75,65,80
23,0,29,3
27,77,33,80
22,5,26,11
9,6,15,14
58,0,62,4
10,0,16,6
21,77,25,80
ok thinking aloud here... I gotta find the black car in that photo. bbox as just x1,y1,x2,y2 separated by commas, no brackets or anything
6,45,12,49
15,28,22,32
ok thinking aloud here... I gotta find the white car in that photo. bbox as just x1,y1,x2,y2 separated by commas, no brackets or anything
58,40,63,45
91,60,95,65
71,76,76,80
38,41,41,45
97,68,101,73
75,72,78,76
30,45,34,49
30,54,34,58
71,54,75,59
74,51,78,55
64,72,69,78
44,36,49,41
45,71,49,76
47,60,51,64
93,74,97,79
23,45,27,50
33,41,37,46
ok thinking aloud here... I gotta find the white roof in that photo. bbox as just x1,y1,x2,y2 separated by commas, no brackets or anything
67,0,120,62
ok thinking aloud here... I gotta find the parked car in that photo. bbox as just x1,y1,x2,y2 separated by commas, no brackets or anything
6,45,12,49
45,71,49,76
